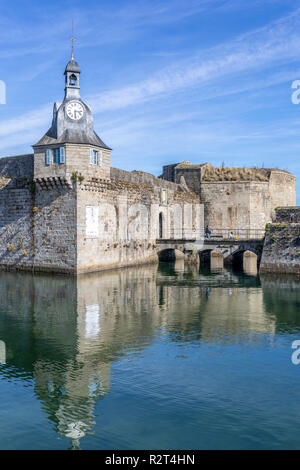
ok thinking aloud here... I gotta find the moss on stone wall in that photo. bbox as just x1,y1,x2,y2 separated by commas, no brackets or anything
202,164,270,182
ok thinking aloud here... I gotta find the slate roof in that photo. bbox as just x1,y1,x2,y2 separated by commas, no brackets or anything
64,59,81,74
33,128,111,150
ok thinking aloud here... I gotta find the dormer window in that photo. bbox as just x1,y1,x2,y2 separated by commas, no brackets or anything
69,74,77,86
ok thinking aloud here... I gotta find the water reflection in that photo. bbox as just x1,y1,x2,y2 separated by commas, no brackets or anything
0,264,300,449
0,340,5,364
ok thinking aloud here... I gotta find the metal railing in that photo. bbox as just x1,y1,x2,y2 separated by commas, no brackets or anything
157,228,265,241
203,228,265,240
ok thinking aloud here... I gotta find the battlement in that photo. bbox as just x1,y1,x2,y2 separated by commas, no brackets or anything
162,161,296,232
274,207,300,223
0,154,33,179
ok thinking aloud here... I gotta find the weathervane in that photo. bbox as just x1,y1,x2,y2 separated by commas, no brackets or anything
70,19,75,60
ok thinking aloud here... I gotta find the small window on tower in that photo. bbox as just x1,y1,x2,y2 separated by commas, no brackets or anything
53,148,60,164
90,149,98,165
69,74,77,86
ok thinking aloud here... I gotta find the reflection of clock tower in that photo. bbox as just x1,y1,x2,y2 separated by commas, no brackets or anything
33,53,111,182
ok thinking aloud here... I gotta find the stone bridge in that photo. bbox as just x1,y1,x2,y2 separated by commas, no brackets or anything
156,236,264,271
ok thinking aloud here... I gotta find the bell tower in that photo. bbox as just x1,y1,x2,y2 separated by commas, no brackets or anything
33,47,111,181
64,54,81,100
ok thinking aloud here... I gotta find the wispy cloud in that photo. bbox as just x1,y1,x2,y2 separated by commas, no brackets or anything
86,7,300,113
1,1,300,171
0,105,51,138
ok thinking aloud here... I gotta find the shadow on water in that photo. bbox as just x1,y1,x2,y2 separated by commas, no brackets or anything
158,259,261,288
0,263,300,449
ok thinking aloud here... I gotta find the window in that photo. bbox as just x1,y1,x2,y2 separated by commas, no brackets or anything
89,149,103,166
69,74,77,86
53,148,60,164
45,149,51,166
46,147,65,165
59,147,65,164
89,149,98,165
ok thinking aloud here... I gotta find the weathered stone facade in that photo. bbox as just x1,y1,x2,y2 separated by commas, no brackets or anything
0,56,203,274
0,158,201,274
162,162,296,232
0,55,296,275
260,207,300,274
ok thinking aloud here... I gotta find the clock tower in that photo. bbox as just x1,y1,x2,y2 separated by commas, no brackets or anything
33,53,111,181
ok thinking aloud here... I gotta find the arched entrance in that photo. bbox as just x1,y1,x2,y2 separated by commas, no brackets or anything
158,248,185,262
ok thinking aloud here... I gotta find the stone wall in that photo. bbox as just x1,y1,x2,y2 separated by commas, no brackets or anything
273,207,300,223
0,154,33,179
34,143,111,181
111,167,181,190
76,177,202,273
162,163,296,232
175,167,202,194
200,181,256,230
260,207,300,274
0,186,33,271
0,180,77,273
0,159,203,274
32,185,77,273
199,171,295,231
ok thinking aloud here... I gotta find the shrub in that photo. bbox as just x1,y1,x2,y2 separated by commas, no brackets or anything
71,172,84,183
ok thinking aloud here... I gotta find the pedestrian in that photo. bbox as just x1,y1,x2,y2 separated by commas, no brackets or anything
205,225,211,239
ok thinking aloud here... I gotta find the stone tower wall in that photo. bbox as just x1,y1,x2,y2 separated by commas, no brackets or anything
164,165,296,232
0,155,203,274
260,207,300,274
34,144,111,181
0,176,77,273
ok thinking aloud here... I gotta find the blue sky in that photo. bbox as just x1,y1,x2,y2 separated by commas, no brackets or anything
1,0,300,200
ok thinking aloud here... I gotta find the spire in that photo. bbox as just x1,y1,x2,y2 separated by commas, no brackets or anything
70,19,75,60
64,21,81,99
65,19,80,76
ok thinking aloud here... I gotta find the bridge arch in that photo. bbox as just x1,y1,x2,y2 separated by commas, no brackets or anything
199,249,213,267
227,247,260,271
158,248,185,262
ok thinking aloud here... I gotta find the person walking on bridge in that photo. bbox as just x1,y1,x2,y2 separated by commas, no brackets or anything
205,225,212,239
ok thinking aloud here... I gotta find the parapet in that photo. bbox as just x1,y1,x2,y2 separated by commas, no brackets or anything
275,207,300,223
0,154,33,179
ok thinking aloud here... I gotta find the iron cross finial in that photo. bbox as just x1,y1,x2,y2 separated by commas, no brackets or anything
70,19,75,60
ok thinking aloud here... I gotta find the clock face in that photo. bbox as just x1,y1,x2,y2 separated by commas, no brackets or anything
66,101,84,120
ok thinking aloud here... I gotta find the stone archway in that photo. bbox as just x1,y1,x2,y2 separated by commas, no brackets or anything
229,248,259,272
158,248,185,262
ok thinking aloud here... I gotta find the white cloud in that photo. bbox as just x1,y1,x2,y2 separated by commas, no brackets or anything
1,4,300,157
0,105,51,138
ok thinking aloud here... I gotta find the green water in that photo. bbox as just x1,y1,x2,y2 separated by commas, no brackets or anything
0,261,300,450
